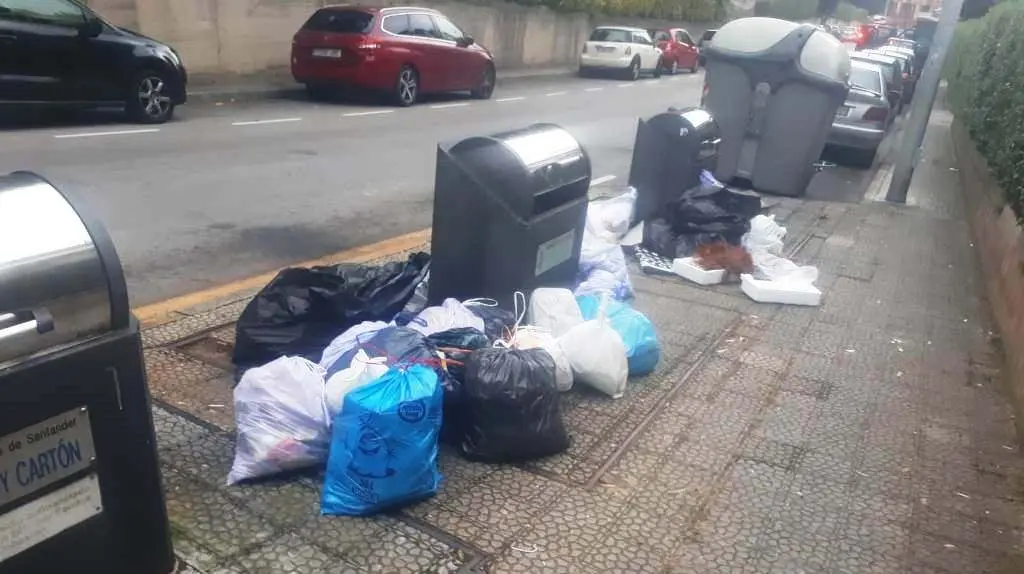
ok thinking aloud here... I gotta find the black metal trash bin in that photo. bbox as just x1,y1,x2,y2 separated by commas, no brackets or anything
429,124,591,307
627,107,721,225
0,172,174,574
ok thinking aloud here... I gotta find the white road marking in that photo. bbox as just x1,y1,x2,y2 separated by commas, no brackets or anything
231,117,302,126
545,91,568,97
617,83,635,88
342,110,394,117
430,102,470,109
591,174,617,186
54,128,160,140
584,87,603,92
496,96,525,102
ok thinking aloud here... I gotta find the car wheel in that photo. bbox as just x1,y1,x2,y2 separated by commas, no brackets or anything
126,70,175,124
394,65,419,107
471,64,496,99
652,64,662,79
625,58,641,81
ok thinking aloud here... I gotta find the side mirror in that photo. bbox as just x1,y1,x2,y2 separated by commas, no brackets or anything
457,36,474,48
79,17,103,38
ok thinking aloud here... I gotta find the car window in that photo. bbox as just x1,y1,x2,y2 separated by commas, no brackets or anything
589,28,631,43
0,0,86,27
676,31,693,45
631,31,652,45
652,30,671,42
302,9,373,34
382,14,409,35
406,13,438,38
850,66,883,94
433,16,463,42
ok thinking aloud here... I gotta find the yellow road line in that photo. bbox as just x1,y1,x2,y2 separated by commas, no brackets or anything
134,228,431,328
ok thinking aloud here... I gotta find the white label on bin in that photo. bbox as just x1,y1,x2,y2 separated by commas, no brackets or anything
0,474,103,562
0,408,96,507
535,229,576,276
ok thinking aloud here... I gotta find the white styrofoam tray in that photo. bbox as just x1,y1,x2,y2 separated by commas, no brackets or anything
672,257,726,286
740,274,822,306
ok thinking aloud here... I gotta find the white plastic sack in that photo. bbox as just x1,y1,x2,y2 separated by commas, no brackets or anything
528,288,583,338
407,298,486,337
558,295,628,398
742,215,819,287
323,350,388,419
319,321,389,370
575,228,634,300
585,188,637,243
228,356,330,485
511,326,574,392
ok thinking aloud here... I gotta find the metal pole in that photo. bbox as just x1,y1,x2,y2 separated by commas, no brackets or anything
884,0,964,203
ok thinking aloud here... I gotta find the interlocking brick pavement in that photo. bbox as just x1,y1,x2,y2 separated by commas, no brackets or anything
155,114,1023,573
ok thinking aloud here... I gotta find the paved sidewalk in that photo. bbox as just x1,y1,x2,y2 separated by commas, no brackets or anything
151,110,1024,573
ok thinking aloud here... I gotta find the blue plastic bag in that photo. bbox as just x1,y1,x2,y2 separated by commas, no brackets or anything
322,364,443,516
576,295,660,376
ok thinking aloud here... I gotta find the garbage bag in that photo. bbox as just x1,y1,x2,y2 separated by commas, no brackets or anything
395,270,431,326
577,295,660,377
742,215,819,287
509,326,573,392
228,357,330,485
407,298,486,337
528,288,583,338
322,364,443,516
575,228,634,300
585,188,637,243
642,217,721,258
319,321,390,371
426,328,490,387
461,347,570,462
324,350,388,420
559,295,629,398
641,181,761,259
233,253,430,371
464,299,517,340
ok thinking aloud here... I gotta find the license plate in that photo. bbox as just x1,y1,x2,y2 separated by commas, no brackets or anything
835,106,851,118
0,407,96,507
312,48,342,58
596,46,615,53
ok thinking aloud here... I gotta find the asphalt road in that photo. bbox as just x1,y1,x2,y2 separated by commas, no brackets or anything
0,72,885,306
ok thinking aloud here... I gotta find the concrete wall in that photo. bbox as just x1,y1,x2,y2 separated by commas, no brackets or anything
952,118,1024,440
87,0,718,75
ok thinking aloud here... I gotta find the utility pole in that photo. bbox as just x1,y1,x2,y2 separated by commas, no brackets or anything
884,0,965,202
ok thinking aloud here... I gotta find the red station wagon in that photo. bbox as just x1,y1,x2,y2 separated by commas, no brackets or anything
650,28,700,74
291,6,496,106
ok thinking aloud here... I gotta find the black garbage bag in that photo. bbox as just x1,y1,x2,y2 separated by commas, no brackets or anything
465,303,517,340
461,347,570,462
425,328,491,387
233,253,430,371
641,182,761,258
643,218,724,258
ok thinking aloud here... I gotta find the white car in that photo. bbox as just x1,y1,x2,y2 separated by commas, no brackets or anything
579,26,662,81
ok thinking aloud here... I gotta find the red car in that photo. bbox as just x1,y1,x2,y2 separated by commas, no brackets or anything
649,28,700,74
291,6,496,106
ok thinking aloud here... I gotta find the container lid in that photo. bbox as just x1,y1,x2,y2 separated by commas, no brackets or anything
705,17,851,85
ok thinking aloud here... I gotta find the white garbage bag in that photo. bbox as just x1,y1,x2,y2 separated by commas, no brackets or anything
228,356,330,485
575,228,634,300
407,298,486,337
585,188,637,243
528,288,583,338
558,295,628,398
323,350,388,419
742,215,819,287
510,326,574,392
319,321,389,371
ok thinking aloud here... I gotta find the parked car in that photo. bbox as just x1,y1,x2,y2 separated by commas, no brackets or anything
291,6,495,107
887,37,916,51
649,28,699,74
696,29,717,66
864,47,917,101
0,0,187,123
579,26,662,81
850,52,905,111
827,61,893,168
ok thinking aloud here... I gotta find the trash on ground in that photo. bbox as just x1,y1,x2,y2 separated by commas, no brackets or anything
528,287,584,338
425,327,491,443
559,294,629,398
460,347,570,462
575,228,634,300
740,273,823,306
228,356,331,485
694,242,754,276
319,320,390,371
407,297,486,337
577,294,660,377
585,187,637,244
738,215,822,305
324,349,388,419
464,298,518,340
672,256,726,285
322,364,443,516
510,325,574,392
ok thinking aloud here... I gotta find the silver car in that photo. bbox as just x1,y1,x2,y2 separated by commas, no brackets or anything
827,60,892,168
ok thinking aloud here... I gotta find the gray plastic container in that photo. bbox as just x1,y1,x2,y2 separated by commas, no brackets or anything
701,18,850,196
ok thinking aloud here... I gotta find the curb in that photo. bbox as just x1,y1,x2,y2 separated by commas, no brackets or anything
186,67,575,104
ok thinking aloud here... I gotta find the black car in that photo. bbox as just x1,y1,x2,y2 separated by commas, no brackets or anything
0,0,187,123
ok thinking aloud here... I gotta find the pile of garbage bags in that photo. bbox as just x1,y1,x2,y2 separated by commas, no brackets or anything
227,252,661,517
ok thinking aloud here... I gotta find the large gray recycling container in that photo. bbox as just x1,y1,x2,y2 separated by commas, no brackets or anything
702,18,850,196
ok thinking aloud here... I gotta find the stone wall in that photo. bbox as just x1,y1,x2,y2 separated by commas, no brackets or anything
86,0,719,75
952,118,1024,435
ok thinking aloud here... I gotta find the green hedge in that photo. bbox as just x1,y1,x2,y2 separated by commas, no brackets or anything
947,0,1024,217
